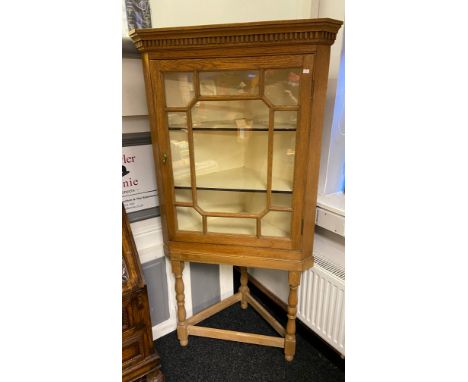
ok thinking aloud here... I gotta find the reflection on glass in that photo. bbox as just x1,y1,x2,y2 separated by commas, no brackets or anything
169,130,191,187
167,112,187,129
175,188,192,203
261,211,291,237
192,100,269,129
196,190,266,214
199,70,259,96
164,72,194,107
274,111,298,130
272,131,296,191
264,68,301,106
208,217,256,235
193,130,268,190
271,193,292,208
176,207,202,231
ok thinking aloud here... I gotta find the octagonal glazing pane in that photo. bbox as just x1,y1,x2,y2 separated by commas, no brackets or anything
192,130,268,191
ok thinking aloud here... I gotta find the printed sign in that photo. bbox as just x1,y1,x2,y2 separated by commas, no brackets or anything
122,144,159,214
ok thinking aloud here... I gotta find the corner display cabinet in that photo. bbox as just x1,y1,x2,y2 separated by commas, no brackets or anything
122,205,164,382
129,18,342,361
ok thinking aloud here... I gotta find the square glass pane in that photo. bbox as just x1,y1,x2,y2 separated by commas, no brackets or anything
261,211,291,237
176,207,202,232
197,190,266,214
207,217,256,235
169,130,191,187
199,70,260,96
193,130,268,190
271,193,292,209
272,131,296,191
264,68,301,106
175,188,192,203
164,72,194,107
274,111,298,130
167,112,187,129
192,100,269,129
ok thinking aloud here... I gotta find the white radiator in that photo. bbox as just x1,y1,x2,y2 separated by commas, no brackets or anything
297,256,345,355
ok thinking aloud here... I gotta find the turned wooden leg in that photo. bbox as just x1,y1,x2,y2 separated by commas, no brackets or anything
284,271,301,361
171,260,188,346
239,266,250,309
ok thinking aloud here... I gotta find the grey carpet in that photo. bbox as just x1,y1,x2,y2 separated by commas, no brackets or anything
154,302,344,382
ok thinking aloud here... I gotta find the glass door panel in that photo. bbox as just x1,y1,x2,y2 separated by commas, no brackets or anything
199,70,260,96
174,188,192,203
168,130,191,187
167,112,188,129
192,100,269,129
176,207,202,232
271,193,292,209
261,211,291,237
192,130,268,190
164,72,195,107
264,68,301,106
207,217,257,235
274,111,298,130
197,190,266,214
272,131,296,191
163,66,303,241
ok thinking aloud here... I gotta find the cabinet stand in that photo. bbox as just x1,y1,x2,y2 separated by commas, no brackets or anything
171,260,301,361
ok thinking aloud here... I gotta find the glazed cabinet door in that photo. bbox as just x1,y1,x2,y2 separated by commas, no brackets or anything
150,55,314,250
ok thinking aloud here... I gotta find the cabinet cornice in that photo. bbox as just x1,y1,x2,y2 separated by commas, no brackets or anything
129,18,343,53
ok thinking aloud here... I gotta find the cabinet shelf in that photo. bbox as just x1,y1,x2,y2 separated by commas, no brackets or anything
175,186,291,194
173,166,293,192
169,127,296,132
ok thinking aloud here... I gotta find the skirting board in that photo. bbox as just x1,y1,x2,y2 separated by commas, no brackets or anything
152,317,178,340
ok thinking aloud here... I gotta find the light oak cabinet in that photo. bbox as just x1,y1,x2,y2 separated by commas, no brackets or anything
130,18,342,361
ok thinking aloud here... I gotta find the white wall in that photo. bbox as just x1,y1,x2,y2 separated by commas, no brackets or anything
316,0,345,194
122,58,148,117
150,0,318,28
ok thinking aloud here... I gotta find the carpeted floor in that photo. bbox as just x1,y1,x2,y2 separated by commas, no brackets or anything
155,300,345,382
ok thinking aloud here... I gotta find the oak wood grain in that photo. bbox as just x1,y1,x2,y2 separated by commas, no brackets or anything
187,326,285,348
